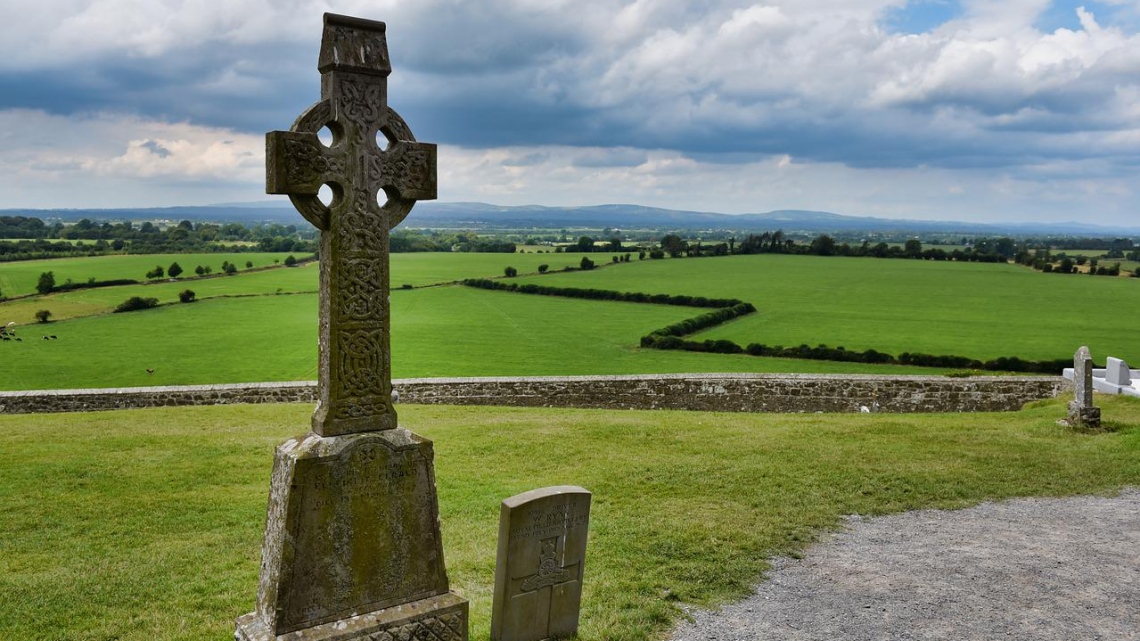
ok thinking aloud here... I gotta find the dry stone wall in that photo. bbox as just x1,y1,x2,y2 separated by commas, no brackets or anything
0,374,1063,415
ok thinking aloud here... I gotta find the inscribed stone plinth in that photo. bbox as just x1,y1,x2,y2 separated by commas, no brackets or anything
235,12,465,641
1067,346,1101,428
491,486,591,641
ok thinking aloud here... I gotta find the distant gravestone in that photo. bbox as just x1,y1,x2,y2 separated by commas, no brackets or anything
1067,346,1101,428
1105,357,1132,387
491,486,591,641
234,13,466,641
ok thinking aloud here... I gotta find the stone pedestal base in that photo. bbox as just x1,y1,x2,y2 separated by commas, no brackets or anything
235,592,467,641
1067,401,1101,428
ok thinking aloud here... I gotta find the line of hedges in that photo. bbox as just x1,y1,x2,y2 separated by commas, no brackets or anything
641,303,757,340
462,279,746,308
461,279,1071,374
55,278,140,292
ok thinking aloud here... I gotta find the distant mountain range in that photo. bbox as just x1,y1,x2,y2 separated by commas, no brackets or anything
3,201,1137,237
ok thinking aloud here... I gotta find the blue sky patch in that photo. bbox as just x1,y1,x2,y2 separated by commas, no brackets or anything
884,0,963,34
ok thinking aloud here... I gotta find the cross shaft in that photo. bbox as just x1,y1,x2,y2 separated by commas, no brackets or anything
266,13,436,436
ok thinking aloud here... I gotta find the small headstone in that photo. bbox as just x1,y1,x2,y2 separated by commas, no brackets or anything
235,13,466,641
1067,346,1101,428
1105,357,1132,387
491,486,592,641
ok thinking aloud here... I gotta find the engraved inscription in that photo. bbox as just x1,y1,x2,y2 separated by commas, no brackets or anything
509,504,590,541
283,436,448,631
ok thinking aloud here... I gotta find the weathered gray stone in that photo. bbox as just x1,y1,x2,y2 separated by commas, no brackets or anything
1067,346,1101,428
235,430,454,638
0,374,1067,416
236,13,463,641
1105,357,1131,387
266,12,436,438
491,486,591,641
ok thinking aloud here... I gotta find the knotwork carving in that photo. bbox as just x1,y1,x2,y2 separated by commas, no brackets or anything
342,82,384,131
340,257,385,320
366,611,465,641
267,12,436,437
336,190,388,254
339,329,386,398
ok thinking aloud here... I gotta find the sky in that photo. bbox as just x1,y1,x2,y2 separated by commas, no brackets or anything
1,0,1139,226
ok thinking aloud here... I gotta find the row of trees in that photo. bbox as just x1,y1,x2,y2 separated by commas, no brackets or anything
0,216,318,261
1015,250,1134,276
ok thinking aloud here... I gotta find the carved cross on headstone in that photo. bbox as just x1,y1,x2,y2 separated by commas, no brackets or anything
510,536,582,628
267,13,436,436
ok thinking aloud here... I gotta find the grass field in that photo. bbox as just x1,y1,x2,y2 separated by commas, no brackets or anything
0,286,945,390
521,255,1140,361
2,252,1137,390
0,252,303,298
1,397,1138,641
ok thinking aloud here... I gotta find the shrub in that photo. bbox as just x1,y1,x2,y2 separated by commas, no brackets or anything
114,296,160,313
284,255,297,267
504,266,518,277
538,264,549,274
36,271,55,294
35,309,51,323
195,265,205,276
223,262,238,275
245,261,253,269
145,265,164,279
178,289,196,303
167,262,183,278
580,257,595,270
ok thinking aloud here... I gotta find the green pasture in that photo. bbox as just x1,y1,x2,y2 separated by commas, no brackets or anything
521,255,1140,362
0,252,301,298
0,252,591,324
1,397,1138,641
0,262,319,324
0,286,940,391
3,251,1138,390
389,251,598,287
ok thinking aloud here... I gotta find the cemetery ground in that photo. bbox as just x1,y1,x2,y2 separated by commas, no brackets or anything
1,252,1137,390
1,396,1137,641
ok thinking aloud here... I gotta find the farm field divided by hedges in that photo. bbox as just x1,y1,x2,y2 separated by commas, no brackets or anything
3,251,1135,390
518,254,1140,363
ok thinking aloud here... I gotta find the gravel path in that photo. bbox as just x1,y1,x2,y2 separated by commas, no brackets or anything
667,489,1140,641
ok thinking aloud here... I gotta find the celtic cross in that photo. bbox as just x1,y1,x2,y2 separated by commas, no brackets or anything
267,13,436,436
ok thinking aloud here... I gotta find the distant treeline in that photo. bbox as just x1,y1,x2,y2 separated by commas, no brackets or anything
391,230,515,253
0,217,317,261
0,216,518,260
466,275,1072,374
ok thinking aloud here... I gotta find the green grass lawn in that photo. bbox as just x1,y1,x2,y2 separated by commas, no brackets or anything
521,255,1140,362
1,397,1138,641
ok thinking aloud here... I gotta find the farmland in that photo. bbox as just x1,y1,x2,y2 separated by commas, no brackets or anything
1,251,1137,390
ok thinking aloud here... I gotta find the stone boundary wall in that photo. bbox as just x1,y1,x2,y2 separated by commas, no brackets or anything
0,374,1064,415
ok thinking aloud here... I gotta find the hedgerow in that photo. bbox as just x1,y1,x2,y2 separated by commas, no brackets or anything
462,279,1071,373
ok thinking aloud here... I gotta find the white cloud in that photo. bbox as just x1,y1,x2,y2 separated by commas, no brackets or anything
0,109,263,207
1,1,1139,225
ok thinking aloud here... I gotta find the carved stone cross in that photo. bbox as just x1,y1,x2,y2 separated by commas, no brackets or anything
267,13,436,436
